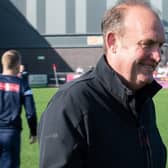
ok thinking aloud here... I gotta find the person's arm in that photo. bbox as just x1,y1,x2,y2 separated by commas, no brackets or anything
38,92,87,168
24,93,37,143
22,80,37,144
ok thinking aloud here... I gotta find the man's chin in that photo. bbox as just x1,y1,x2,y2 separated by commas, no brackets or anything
140,76,154,85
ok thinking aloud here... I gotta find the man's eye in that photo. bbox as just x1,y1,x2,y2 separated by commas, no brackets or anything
141,42,154,48
139,41,158,50
141,43,148,48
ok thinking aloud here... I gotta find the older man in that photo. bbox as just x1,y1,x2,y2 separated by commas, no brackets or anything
38,0,166,168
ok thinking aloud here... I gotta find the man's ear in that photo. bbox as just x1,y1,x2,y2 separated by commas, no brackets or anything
105,32,116,53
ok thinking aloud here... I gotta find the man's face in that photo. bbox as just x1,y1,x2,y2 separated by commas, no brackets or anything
113,6,165,90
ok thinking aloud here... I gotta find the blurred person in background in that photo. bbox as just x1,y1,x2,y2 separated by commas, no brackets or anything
38,0,167,167
18,64,29,84
0,50,37,168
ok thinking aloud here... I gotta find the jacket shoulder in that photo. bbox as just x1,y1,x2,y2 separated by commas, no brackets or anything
59,70,96,97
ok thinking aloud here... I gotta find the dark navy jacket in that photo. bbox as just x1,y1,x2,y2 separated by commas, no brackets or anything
0,75,37,136
39,55,167,168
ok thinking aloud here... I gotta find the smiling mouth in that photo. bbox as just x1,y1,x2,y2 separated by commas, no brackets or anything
140,64,155,72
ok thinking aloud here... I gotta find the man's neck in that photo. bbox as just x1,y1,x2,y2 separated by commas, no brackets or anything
2,69,18,76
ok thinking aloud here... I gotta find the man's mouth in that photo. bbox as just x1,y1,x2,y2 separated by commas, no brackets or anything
140,63,155,72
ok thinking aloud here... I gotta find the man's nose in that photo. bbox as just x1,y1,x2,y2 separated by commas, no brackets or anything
150,46,161,63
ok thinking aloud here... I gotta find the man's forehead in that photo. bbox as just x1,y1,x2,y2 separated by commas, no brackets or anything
123,7,164,35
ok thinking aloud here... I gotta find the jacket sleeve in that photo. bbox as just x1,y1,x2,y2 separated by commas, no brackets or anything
22,79,37,136
38,91,88,168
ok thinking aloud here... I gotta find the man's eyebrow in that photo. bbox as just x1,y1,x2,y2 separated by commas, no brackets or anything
137,39,154,45
138,39,165,46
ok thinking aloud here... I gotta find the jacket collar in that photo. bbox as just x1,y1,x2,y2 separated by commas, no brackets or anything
95,55,162,106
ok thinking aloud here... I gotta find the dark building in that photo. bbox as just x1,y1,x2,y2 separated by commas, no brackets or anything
0,0,168,80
